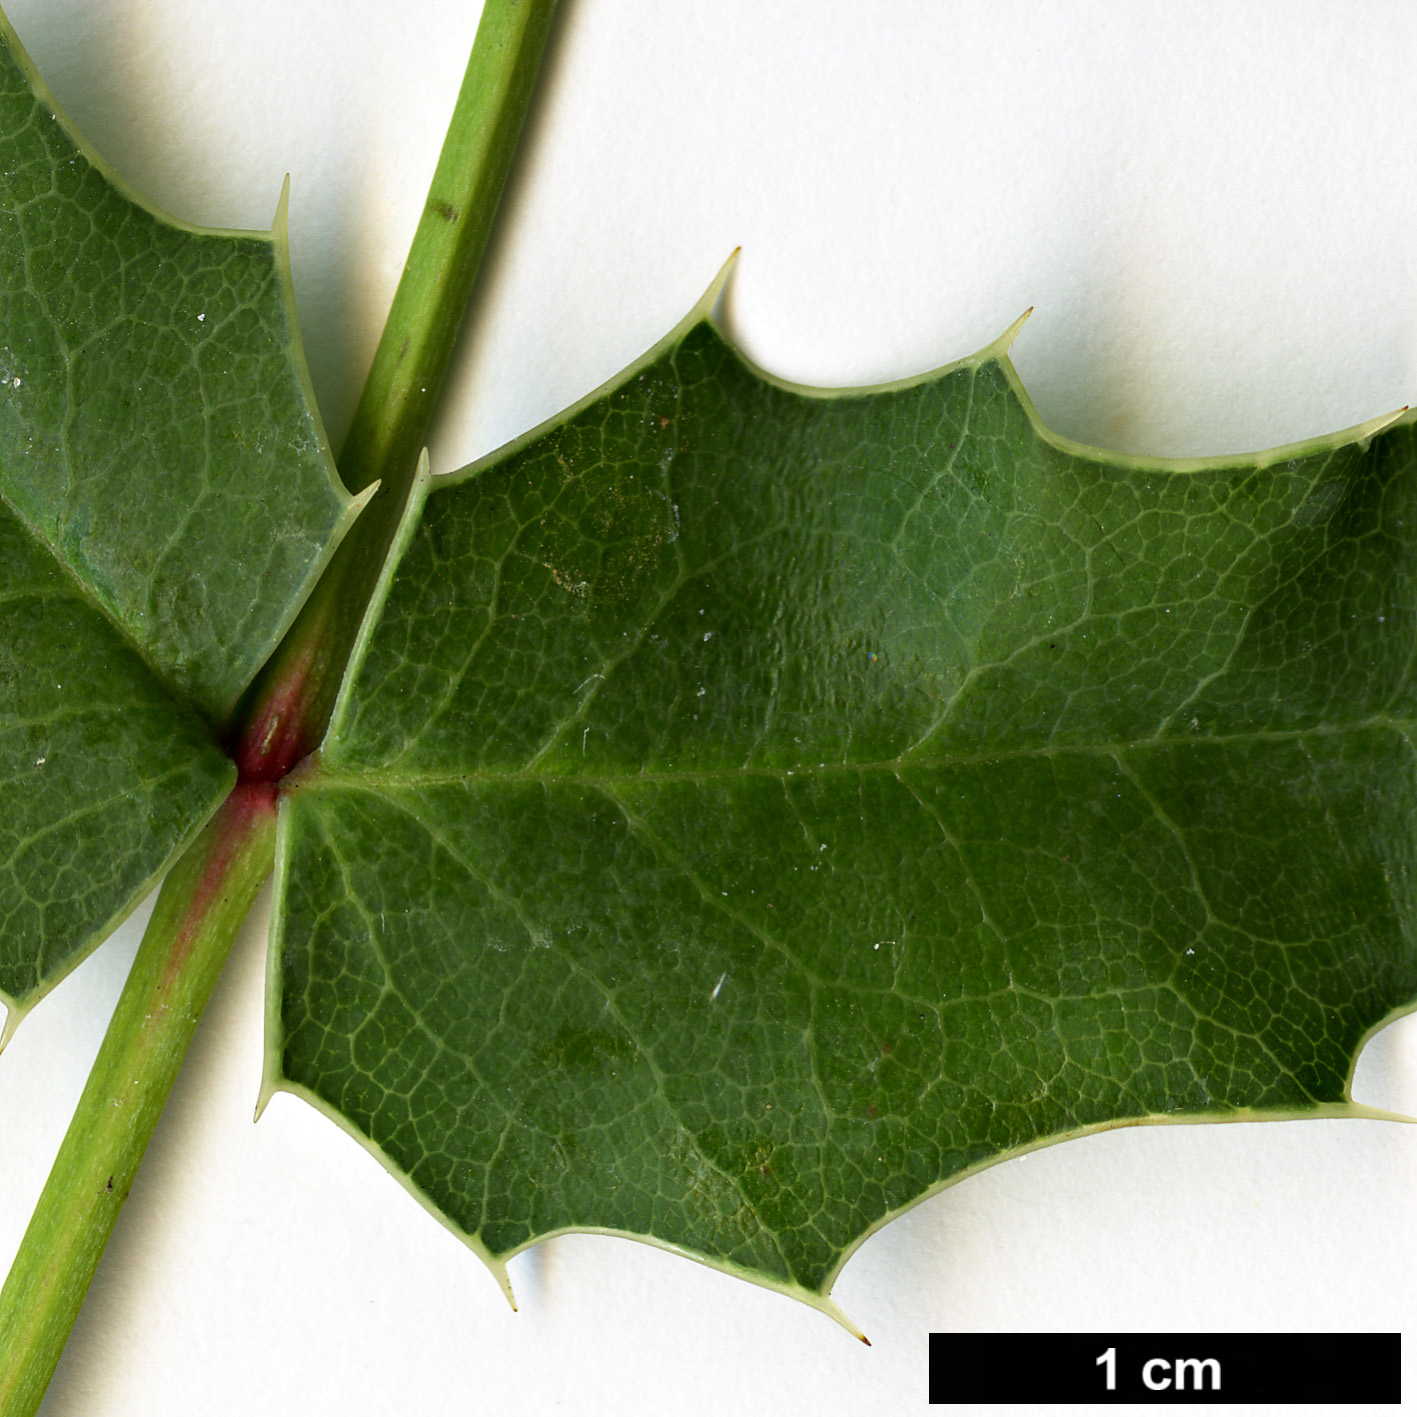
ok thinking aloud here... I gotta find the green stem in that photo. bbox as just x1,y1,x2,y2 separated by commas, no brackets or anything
234,0,561,779
338,0,560,497
0,6,563,1409
0,784,277,1417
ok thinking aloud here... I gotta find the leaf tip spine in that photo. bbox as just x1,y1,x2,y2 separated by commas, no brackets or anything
986,306,1034,361
272,173,291,243
253,1076,280,1125
1351,404,1412,449
0,999,20,1053
698,248,740,326
1343,1101,1417,1125
489,1259,517,1312
812,1294,868,1343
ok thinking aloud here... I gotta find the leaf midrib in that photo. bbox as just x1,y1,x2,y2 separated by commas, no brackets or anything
0,485,211,727
303,714,1416,793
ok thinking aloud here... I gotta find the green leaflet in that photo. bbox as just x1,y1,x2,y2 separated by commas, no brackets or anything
0,15,358,1033
271,289,1417,1313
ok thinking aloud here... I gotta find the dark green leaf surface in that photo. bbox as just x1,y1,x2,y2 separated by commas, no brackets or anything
0,16,354,721
0,14,355,1034
0,507,232,1034
273,304,1417,1309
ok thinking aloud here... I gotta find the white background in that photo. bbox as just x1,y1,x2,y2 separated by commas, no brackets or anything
0,2,1415,1413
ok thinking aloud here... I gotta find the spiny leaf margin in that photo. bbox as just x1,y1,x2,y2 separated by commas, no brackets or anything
267,272,1417,1316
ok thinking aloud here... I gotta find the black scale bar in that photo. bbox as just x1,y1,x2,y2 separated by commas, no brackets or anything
929,1332,1401,1404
